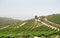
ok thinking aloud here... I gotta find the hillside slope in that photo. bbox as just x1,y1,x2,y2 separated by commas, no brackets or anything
0,17,21,28
0,14,60,38
47,14,60,24
0,18,60,38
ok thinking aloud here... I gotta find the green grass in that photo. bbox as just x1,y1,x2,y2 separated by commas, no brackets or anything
0,18,60,38
0,19,59,37
47,14,60,24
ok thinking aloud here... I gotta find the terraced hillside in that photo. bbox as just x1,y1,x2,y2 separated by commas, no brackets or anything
0,14,60,38
0,18,60,38
47,14,60,24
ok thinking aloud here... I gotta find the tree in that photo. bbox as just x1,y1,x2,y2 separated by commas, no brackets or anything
35,16,38,19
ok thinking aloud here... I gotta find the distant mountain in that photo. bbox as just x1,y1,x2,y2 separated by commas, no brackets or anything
0,17,21,27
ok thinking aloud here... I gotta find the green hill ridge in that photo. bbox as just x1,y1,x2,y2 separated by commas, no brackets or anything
0,14,60,38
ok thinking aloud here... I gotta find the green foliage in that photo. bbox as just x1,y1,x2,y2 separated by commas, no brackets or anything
47,14,60,24
0,17,60,38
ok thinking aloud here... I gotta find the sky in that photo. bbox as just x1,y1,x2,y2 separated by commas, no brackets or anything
0,0,60,20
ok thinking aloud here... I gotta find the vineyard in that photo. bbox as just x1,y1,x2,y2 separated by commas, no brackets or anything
47,14,60,24
0,14,60,38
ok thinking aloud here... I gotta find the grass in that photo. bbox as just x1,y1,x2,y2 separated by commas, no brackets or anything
0,19,59,37
0,15,60,38
47,14,60,24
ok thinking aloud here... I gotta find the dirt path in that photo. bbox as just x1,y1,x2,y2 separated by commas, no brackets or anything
44,18,60,26
32,18,60,30
16,22,27,28
44,18,60,30
0,25,10,30
39,20,60,31
0,22,27,30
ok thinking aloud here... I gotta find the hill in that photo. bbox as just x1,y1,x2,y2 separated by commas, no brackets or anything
0,18,60,38
47,14,60,24
0,17,21,28
0,14,60,38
